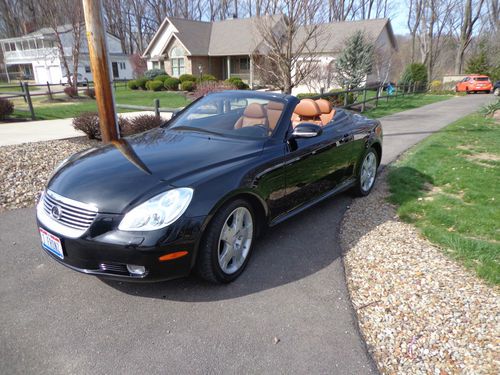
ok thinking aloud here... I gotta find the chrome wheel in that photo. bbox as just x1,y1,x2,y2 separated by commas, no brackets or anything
360,151,377,192
218,207,253,274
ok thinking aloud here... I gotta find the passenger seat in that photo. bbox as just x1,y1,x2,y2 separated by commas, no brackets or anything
292,99,322,127
315,99,336,126
234,103,268,129
266,101,284,132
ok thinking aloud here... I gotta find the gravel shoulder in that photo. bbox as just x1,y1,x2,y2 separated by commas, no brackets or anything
341,170,499,374
0,138,97,212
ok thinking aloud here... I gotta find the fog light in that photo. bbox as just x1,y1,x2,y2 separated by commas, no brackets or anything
127,264,146,276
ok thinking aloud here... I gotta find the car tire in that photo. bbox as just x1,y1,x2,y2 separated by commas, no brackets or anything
353,147,379,197
494,88,500,96
196,199,255,283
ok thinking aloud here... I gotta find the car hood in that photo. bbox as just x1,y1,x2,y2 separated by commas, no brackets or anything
48,128,264,213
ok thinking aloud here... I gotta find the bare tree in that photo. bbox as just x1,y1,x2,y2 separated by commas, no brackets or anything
253,0,325,93
407,0,424,62
454,0,485,74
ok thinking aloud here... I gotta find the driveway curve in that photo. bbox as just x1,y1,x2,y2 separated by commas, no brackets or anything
0,93,492,374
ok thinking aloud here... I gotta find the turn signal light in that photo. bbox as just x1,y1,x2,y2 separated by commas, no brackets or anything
159,251,188,262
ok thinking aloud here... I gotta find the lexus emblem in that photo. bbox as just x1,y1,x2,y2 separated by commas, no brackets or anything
51,205,62,220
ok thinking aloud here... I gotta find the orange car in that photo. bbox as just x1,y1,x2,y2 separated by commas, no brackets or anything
455,75,493,94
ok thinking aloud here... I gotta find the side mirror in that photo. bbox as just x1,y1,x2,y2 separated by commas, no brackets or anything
292,123,323,138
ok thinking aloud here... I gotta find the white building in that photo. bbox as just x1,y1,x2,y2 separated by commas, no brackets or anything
0,25,133,84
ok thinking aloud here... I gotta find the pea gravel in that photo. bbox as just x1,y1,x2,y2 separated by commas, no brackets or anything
341,170,499,375
0,138,98,212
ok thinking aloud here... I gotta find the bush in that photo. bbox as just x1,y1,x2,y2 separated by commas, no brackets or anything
64,86,78,98
154,74,170,83
127,80,138,90
72,112,130,140
144,68,165,80
122,114,165,136
181,80,196,92
400,63,428,87
328,89,354,105
296,92,319,99
84,88,96,99
135,77,148,90
148,80,164,91
225,77,249,90
164,77,180,91
429,80,443,92
179,74,196,83
193,81,235,99
199,74,217,82
0,98,14,119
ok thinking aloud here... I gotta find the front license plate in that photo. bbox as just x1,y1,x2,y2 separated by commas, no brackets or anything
39,227,64,259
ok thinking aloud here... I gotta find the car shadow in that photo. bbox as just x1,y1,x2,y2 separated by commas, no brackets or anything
101,192,352,301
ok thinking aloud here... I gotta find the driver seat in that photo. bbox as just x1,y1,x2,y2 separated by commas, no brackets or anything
234,103,268,129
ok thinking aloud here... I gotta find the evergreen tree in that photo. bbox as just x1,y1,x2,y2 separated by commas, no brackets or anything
335,31,374,89
465,49,490,75
400,63,428,86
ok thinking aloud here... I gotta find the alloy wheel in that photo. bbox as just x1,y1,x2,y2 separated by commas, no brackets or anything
360,151,377,192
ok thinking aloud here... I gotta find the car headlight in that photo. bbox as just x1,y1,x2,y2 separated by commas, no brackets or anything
118,188,194,231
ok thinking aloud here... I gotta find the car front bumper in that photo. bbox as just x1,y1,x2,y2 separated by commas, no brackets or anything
36,210,206,282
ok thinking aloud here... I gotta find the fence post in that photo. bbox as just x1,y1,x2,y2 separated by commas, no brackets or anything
23,82,35,120
361,88,367,112
20,81,27,103
46,81,53,100
395,84,398,99
320,87,324,96
154,99,160,117
343,90,348,107
375,86,379,107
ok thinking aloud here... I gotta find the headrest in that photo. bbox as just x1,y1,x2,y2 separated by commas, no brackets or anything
294,99,321,117
267,101,284,111
315,99,332,114
243,103,266,118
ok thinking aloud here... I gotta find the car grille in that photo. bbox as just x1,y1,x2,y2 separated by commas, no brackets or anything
42,191,98,231
99,263,129,275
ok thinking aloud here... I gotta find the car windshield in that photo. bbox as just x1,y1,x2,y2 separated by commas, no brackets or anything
168,92,286,139
475,77,489,81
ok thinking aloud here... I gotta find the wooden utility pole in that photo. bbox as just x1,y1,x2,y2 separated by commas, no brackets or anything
82,0,119,142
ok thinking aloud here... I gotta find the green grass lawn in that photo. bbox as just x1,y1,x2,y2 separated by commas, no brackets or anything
10,86,190,120
387,111,500,284
363,94,454,118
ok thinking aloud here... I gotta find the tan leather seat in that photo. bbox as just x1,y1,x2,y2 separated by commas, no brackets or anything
234,103,268,129
315,99,336,126
292,99,322,127
266,101,284,131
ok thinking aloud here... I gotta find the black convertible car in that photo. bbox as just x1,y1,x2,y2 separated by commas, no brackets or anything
37,91,382,283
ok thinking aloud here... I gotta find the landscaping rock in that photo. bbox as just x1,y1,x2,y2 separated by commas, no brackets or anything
0,138,97,212
341,170,499,375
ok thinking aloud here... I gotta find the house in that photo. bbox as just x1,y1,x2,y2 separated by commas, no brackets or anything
0,25,133,84
142,16,397,94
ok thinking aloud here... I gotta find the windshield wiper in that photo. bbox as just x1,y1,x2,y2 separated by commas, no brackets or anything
171,126,222,136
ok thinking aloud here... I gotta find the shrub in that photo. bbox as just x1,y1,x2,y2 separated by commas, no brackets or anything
84,87,96,99
148,80,164,91
135,77,148,90
154,74,170,83
225,77,249,90
193,81,235,99
179,74,196,83
400,63,428,87
122,114,165,136
127,80,138,90
429,80,443,92
296,92,319,99
199,74,217,82
64,86,78,98
72,112,130,140
164,77,180,91
0,98,14,119
144,68,165,80
328,89,354,105
181,80,196,92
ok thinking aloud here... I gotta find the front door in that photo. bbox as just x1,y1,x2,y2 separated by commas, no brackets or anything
112,62,119,79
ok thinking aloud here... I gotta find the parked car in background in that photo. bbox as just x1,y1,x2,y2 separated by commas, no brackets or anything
455,75,493,94
36,91,383,284
493,81,500,96
61,73,87,86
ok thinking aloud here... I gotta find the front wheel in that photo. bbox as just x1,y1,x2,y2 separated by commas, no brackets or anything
353,148,379,196
196,200,255,283
494,88,499,96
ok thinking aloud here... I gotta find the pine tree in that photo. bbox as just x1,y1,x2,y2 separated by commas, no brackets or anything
335,31,374,89
465,49,490,75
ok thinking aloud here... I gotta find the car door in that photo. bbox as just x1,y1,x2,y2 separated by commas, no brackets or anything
281,120,353,213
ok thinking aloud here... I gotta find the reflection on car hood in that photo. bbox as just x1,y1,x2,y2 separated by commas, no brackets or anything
48,128,264,213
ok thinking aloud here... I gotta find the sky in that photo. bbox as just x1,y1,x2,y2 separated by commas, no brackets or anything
388,1,409,35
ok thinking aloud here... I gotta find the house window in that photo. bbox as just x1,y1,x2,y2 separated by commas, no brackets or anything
29,40,36,49
239,57,250,71
22,40,29,50
85,65,91,73
10,42,16,51
4,43,10,52
16,42,22,50
152,61,159,69
169,46,185,77
120,62,126,69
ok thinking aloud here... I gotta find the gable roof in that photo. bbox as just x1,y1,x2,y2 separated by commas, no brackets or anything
143,16,396,58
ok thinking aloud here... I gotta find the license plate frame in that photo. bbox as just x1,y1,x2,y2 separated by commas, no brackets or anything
39,227,64,259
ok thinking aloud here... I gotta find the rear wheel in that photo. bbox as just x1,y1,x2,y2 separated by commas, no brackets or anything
196,200,255,283
494,88,500,96
353,147,379,196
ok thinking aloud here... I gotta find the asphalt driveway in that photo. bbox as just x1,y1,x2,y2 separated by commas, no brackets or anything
0,93,492,374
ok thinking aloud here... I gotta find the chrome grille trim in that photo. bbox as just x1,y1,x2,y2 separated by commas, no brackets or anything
37,190,98,238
